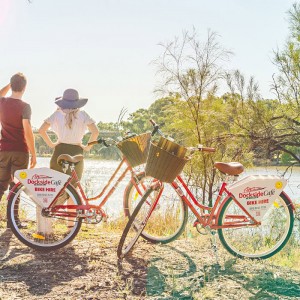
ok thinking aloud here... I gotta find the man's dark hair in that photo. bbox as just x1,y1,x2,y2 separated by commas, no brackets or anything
10,73,27,92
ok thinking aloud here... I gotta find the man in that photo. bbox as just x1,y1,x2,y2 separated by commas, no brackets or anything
0,73,36,204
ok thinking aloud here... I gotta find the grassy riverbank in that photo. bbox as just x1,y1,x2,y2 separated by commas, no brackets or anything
1,191,300,299
1,214,300,299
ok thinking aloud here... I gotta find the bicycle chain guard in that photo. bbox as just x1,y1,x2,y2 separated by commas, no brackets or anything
77,208,105,224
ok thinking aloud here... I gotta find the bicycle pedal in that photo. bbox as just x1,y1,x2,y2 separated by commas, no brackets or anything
32,233,45,240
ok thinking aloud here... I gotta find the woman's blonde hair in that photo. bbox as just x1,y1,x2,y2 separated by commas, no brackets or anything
62,108,79,128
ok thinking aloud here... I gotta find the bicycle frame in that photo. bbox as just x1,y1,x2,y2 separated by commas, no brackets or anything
12,157,147,220
152,174,295,231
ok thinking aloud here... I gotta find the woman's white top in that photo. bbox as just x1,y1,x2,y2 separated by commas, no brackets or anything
45,109,95,145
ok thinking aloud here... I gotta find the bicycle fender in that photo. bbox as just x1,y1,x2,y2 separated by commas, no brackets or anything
281,191,295,210
6,182,22,200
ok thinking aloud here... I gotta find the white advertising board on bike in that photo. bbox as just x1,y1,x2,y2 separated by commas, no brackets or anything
15,168,70,208
227,175,287,221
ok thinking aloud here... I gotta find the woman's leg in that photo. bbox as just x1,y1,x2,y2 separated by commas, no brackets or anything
51,144,84,229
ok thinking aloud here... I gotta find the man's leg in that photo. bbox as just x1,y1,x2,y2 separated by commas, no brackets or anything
0,152,12,229
9,152,29,229
0,153,11,200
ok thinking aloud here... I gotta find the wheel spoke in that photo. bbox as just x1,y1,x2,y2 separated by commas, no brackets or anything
218,193,294,259
8,184,82,251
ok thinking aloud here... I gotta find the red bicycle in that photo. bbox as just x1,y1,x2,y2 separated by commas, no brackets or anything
7,122,188,251
118,139,295,260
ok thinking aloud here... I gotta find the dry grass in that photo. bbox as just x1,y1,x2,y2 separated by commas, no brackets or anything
0,224,300,299
1,195,300,299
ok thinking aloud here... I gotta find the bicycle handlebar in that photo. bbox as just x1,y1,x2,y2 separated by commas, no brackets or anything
150,121,215,154
88,119,163,147
87,138,113,147
87,140,99,146
87,120,215,154
187,145,216,154
150,119,163,137
199,146,216,153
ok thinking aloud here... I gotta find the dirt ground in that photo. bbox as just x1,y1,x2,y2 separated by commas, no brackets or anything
1,225,300,300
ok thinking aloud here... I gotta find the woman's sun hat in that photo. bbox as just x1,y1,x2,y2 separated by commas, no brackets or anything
55,88,88,109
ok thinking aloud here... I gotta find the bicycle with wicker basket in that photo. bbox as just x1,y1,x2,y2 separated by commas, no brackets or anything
117,133,295,260
6,122,186,251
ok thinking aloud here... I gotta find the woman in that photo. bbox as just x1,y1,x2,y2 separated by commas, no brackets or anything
38,88,99,235
39,88,99,184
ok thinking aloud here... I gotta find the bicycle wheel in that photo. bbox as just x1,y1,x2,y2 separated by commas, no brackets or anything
124,178,188,244
118,184,188,258
7,183,82,251
218,192,294,259
123,172,149,216
118,193,150,258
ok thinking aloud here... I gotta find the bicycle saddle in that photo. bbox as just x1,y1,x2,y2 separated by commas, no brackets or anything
57,154,84,165
214,162,244,175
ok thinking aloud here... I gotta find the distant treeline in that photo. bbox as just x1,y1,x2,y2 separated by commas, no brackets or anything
35,3,300,206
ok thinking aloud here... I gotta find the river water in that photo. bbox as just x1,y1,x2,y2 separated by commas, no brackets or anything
35,157,300,218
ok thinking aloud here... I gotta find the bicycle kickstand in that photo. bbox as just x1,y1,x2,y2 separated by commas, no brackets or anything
209,231,220,266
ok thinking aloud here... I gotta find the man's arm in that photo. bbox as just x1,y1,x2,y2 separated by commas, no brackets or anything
0,83,10,97
23,119,37,168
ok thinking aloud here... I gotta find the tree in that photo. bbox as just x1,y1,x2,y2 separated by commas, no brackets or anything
122,108,151,134
154,29,232,144
153,29,254,205
261,2,300,165
272,3,300,107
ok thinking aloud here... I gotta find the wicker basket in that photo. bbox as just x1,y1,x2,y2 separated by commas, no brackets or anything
145,139,190,183
157,137,187,158
117,132,151,167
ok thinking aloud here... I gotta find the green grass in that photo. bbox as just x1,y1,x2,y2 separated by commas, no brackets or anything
2,191,300,273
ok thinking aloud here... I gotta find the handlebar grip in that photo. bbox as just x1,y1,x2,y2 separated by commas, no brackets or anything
149,119,162,136
149,119,156,126
199,147,216,153
87,140,99,146
87,138,108,146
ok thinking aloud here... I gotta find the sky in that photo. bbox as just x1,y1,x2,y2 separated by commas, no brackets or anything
0,0,297,128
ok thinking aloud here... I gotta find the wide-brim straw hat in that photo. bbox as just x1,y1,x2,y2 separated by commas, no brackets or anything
55,88,88,109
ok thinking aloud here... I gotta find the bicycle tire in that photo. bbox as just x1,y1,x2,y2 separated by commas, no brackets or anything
118,184,188,258
7,183,82,251
218,192,294,259
123,172,147,217
123,178,188,244
118,193,149,258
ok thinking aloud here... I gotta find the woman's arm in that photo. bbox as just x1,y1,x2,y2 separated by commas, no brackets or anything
82,123,99,151
38,121,57,148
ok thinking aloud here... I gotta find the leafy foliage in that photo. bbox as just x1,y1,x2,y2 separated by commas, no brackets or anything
33,5,300,206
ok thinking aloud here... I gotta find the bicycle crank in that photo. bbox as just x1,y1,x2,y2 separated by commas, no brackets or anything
194,220,210,235
78,208,106,224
